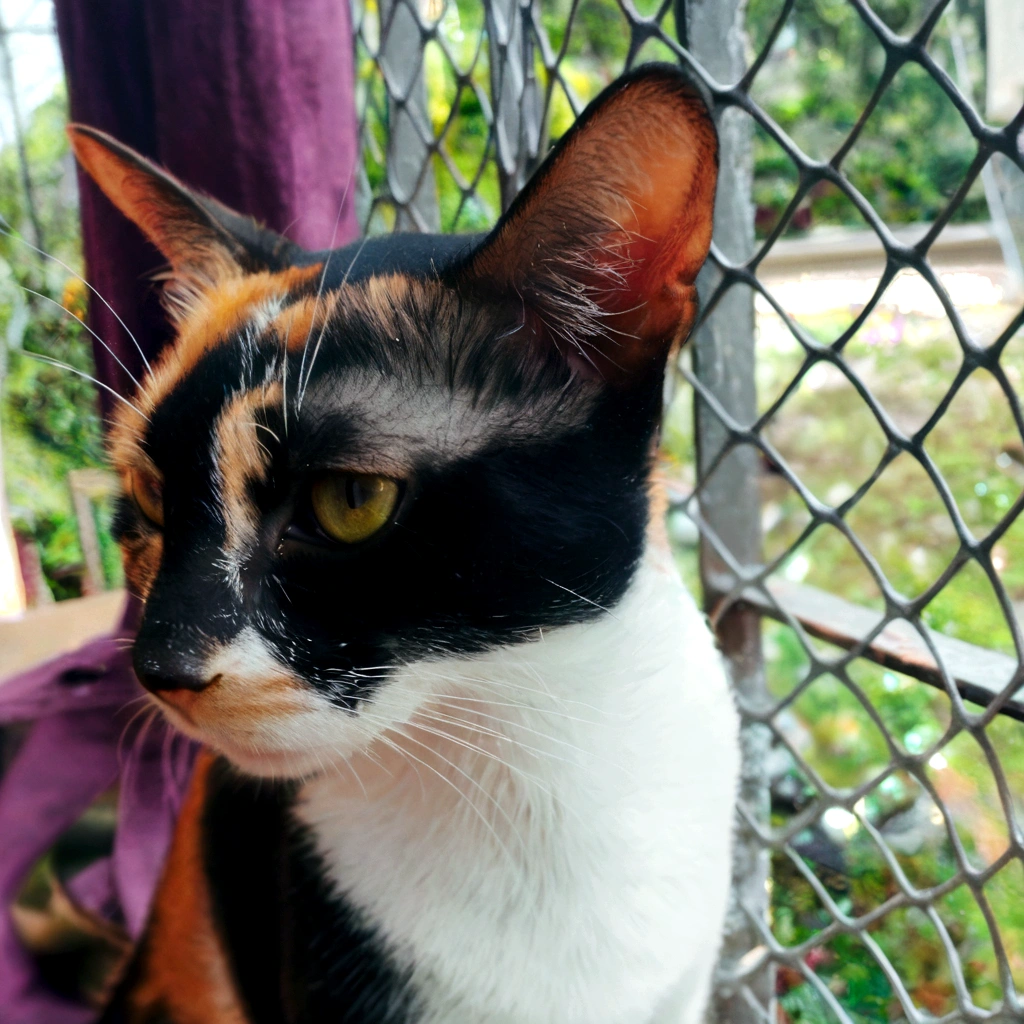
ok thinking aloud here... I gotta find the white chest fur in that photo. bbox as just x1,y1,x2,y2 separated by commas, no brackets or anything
296,553,740,1024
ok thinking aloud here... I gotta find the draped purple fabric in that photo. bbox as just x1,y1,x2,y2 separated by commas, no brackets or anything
56,0,361,413
0,4,360,1018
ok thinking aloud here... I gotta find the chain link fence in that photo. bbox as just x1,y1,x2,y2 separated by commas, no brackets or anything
353,1,1024,1021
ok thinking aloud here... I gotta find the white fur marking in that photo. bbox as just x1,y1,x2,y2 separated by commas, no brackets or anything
295,554,740,1024
300,370,595,473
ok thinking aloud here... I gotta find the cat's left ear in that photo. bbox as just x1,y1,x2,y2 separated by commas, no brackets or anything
453,64,718,384
68,125,297,321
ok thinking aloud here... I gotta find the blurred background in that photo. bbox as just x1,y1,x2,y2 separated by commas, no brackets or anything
2,0,1024,1020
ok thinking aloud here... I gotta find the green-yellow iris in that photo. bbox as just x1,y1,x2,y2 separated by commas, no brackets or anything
311,472,399,544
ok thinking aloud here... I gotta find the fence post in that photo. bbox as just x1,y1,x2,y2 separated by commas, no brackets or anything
677,1,774,1021
486,0,542,211
378,0,440,231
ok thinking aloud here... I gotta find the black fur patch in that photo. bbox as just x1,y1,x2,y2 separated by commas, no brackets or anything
300,232,483,286
202,761,289,1024
202,761,418,1023
127,233,662,708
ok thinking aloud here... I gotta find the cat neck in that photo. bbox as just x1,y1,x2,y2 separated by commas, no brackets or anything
293,548,740,1024
297,546,697,815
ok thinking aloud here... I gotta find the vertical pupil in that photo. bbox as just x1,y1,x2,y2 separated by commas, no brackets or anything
346,476,367,509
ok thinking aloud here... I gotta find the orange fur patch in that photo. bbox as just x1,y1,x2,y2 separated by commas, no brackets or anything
151,635,310,746
142,263,322,413
107,263,321,560
273,292,337,352
214,383,282,559
125,751,250,1024
119,531,162,600
647,468,673,556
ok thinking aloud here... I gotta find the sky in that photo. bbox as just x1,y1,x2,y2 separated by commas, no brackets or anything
0,0,62,149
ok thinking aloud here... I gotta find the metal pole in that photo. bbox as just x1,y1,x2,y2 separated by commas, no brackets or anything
486,0,542,211
378,0,440,232
948,1,1024,296
676,0,774,1020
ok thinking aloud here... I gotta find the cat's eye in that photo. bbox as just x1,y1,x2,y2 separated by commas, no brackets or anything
310,472,400,544
128,469,164,527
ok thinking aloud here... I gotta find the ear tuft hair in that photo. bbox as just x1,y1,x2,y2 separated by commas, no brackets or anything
452,65,719,384
68,125,297,322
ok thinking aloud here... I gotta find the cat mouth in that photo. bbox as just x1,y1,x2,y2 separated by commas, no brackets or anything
144,682,377,780
150,689,201,725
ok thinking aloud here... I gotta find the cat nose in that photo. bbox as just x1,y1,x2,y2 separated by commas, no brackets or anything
133,650,213,695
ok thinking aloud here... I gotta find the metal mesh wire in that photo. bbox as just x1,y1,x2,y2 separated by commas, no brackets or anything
354,1,1024,1021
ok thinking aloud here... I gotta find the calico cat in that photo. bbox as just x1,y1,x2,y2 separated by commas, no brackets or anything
69,64,740,1024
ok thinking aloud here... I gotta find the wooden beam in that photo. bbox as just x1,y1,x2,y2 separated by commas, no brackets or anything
738,579,1024,722
0,589,126,681
757,222,1005,280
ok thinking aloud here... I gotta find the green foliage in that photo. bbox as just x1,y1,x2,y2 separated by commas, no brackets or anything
359,0,995,237
0,88,114,600
664,199,1024,1024
694,296,1024,1013
760,651,1024,1020
748,0,990,236
0,90,82,269
745,297,1024,654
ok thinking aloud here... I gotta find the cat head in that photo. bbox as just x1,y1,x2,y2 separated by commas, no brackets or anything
70,65,718,778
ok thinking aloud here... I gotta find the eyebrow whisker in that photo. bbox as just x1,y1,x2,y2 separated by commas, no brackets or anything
295,166,356,417
22,286,143,392
0,213,152,375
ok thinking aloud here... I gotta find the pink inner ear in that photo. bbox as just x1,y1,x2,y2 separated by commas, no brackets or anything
555,166,714,377
611,142,718,336
458,71,718,383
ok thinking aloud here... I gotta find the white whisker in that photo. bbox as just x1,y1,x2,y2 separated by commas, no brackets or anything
421,701,593,771
23,351,149,420
425,690,606,726
295,169,355,413
22,286,143,391
358,713,525,870
540,576,620,619
0,215,151,373
297,230,372,411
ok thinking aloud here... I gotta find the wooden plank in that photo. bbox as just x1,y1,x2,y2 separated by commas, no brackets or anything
758,221,1004,279
0,590,126,681
739,579,1024,721
67,469,118,597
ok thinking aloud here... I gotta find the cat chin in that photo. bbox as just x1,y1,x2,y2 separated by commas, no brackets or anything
168,722,364,781
148,699,327,779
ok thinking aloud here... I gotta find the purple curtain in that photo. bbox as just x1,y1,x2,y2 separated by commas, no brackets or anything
0,4,360,1019
58,0,360,411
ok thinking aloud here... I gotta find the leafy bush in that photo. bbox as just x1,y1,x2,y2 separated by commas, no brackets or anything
0,89,115,600
748,0,990,236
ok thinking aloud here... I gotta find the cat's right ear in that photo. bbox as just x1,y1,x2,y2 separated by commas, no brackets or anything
68,125,297,321
452,65,719,386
